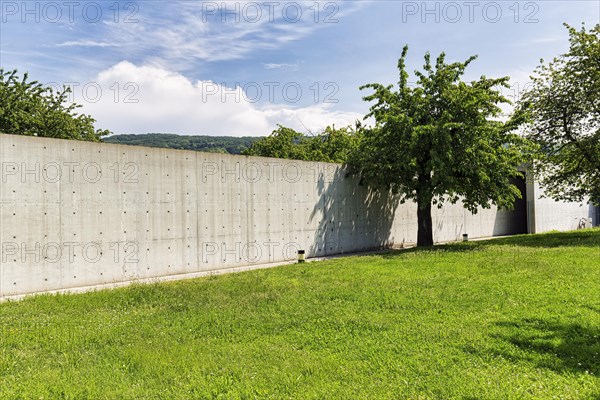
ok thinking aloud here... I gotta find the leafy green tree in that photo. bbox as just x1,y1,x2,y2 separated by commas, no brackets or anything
242,124,359,163
303,124,361,163
0,69,109,141
352,46,531,247
242,125,307,160
516,23,600,204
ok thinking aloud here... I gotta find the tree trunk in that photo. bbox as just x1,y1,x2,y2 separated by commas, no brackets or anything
417,202,433,247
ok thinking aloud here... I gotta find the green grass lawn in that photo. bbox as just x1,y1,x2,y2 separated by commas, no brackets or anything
1,230,599,399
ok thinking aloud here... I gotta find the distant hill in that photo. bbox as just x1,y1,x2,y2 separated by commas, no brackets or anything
103,133,262,155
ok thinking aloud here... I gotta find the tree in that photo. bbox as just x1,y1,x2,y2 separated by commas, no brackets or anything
516,23,600,204
352,46,531,247
242,124,359,163
242,125,307,160
302,124,361,163
0,69,110,141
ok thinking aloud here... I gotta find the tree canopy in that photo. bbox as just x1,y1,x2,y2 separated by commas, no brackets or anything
516,23,600,205
0,69,109,141
242,124,359,163
352,46,532,246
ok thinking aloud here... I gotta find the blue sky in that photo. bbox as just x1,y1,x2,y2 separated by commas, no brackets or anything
1,0,598,136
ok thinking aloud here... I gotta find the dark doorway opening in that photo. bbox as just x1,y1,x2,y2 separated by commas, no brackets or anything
493,176,528,236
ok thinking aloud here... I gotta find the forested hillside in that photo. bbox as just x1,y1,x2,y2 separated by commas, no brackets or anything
103,133,262,154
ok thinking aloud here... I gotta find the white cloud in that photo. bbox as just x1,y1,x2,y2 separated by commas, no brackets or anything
263,63,298,70
80,62,361,136
261,104,361,133
96,1,368,67
57,40,116,48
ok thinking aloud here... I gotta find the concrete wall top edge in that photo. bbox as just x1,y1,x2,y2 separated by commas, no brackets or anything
0,132,346,170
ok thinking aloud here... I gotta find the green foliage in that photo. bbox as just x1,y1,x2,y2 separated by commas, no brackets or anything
516,23,600,204
1,230,599,399
242,125,307,159
353,46,533,246
305,125,361,163
242,124,360,163
0,69,109,141
104,133,261,155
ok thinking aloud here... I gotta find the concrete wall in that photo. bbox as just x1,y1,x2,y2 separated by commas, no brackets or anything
528,181,597,232
0,134,595,299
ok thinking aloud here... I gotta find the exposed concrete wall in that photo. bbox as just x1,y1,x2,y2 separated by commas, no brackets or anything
0,134,594,299
528,182,597,232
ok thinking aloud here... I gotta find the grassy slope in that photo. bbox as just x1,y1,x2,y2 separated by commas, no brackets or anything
1,230,599,399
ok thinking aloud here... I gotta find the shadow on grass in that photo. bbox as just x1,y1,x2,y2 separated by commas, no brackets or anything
473,318,600,376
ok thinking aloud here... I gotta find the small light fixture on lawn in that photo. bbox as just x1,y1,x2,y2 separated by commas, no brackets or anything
462,234,469,242
297,250,306,263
